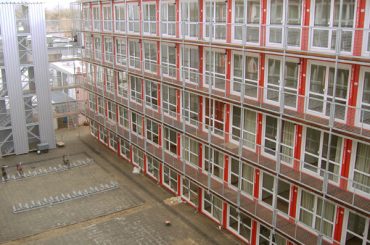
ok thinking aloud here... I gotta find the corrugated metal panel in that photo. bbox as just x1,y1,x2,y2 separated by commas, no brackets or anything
29,3,56,148
0,3,29,155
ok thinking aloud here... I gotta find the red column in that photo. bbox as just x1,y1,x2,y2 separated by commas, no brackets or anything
89,3,93,32
139,0,142,35
301,0,311,51
260,0,267,47
141,79,144,103
293,125,303,171
288,185,298,221
117,139,121,157
224,104,231,143
353,0,366,56
177,174,181,196
198,188,203,212
176,43,181,81
258,54,265,104
253,169,260,199
177,133,181,160
225,49,231,96
113,36,116,67
251,220,258,245
176,89,181,121
198,96,203,130
158,125,162,146
340,139,353,189
199,0,204,39
102,34,106,64
157,83,161,114
226,0,232,43
199,46,204,87
139,39,143,70
256,113,263,155
223,155,229,183
129,145,133,164
143,154,147,174
333,207,345,244
156,0,160,36
297,58,307,114
347,64,360,126
222,202,228,228
198,144,203,169
157,41,161,76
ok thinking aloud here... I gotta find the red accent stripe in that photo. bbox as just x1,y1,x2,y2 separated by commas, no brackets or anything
301,0,311,51
225,49,231,96
253,169,260,198
199,0,204,38
224,103,230,143
199,96,203,130
159,162,163,185
198,144,203,169
143,153,147,174
289,185,298,219
198,188,203,213
347,64,360,126
176,89,181,121
258,54,265,104
260,0,267,46
176,0,180,38
333,207,345,243
223,155,229,183
176,43,181,81
293,125,303,171
222,202,228,228
251,220,257,245
297,58,307,114
199,46,204,87
177,133,181,160
177,174,181,196
256,113,263,155
340,139,352,189
226,0,232,43
353,0,366,56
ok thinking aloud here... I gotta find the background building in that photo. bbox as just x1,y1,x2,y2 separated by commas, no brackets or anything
81,0,369,244
0,1,55,156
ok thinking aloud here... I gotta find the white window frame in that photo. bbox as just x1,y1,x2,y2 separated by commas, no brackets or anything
118,105,129,129
203,98,225,137
231,51,259,99
204,146,224,181
103,4,112,31
114,3,126,33
142,3,157,35
107,100,116,122
116,38,127,67
99,125,108,145
143,41,157,73
181,45,199,84
264,55,300,109
117,70,128,97
160,1,176,37
204,0,227,41
145,80,158,110
105,68,114,93
306,61,351,122
229,158,254,198
88,93,96,112
258,224,287,245
146,118,159,146
230,106,257,151
348,142,370,197
120,138,130,159
147,155,159,180
161,43,176,78
232,0,261,45
97,96,105,116
180,0,199,39
90,121,98,138
204,48,226,91
181,177,199,207
92,5,101,32
202,190,223,223
128,3,140,33
94,36,102,61
182,135,199,167
309,0,357,53
131,111,143,137
128,39,140,69
341,209,370,245
162,85,178,118
182,91,199,127
302,127,343,183
132,146,144,169
266,0,303,48
95,65,103,88
228,205,252,243
109,131,117,151
163,165,178,193
363,0,370,56
163,127,177,156
104,37,113,63
130,75,142,104
355,67,370,130
83,5,91,31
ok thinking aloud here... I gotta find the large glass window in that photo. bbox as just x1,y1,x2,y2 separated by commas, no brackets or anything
364,1,370,55
145,80,158,110
97,96,104,116
90,121,98,138
143,41,157,73
311,0,356,52
230,158,254,196
128,4,140,33
231,106,256,150
299,190,336,238
205,0,227,41
117,71,128,97
204,98,225,137
162,85,177,118
358,70,370,128
164,127,177,155
265,57,299,108
94,36,102,60
161,44,176,78
163,165,178,193
88,93,96,112
116,38,126,66
233,0,260,43
92,6,100,31
118,105,129,129
115,4,126,33
120,138,130,159
258,224,287,245
130,76,142,104
343,211,370,245
107,101,116,122
132,146,144,169
267,0,302,47
146,118,159,145
351,142,370,194
307,63,349,120
182,91,199,126
205,49,226,91
181,45,199,84
228,206,252,242
131,112,143,136
129,39,140,69
203,191,223,223
105,68,114,93
103,5,112,31
182,177,199,206
161,2,176,36
182,136,199,167
99,126,108,144
143,3,156,35
147,155,159,180
95,66,103,88
303,127,343,182
109,131,117,151
232,52,259,98
204,146,224,180
181,0,199,38
83,6,91,31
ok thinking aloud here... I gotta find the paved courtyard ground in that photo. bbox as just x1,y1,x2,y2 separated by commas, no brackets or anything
0,126,240,245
